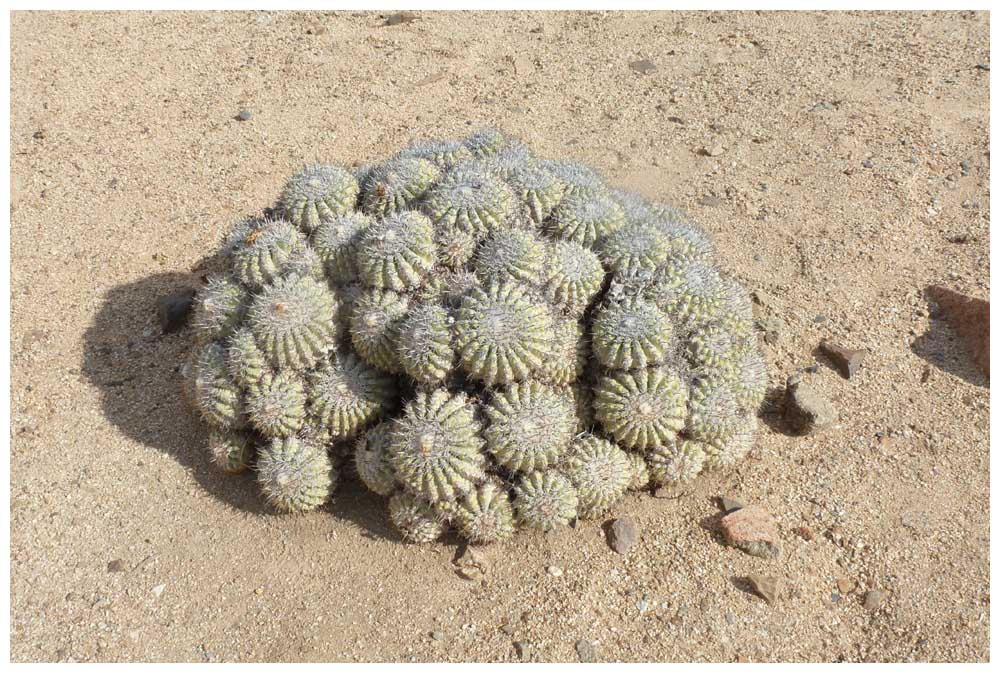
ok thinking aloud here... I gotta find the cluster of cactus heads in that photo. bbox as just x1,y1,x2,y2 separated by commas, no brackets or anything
184,128,766,544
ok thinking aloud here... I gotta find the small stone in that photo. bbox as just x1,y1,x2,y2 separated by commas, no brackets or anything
760,316,784,344
862,158,874,168
652,485,677,499
667,116,684,124
836,576,855,594
863,589,885,611
810,101,834,111
926,285,989,377
547,565,563,578
33,129,46,140
384,11,417,26
107,559,126,573
607,517,638,555
629,59,657,75
575,638,597,662
751,289,780,310
514,641,528,660
724,611,736,625
784,375,838,435
960,160,971,176
158,289,196,334
698,195,724,207
747,574,780,604
142,326,154,338
454,544,487,581
720,505,781,559
236,110,252,122
975,63,990,70
152,584,166,598
792,526,815,541
830,592,841,604
718,496,744,513
431,630,444,641
702,141,725,157
819,341,866,379
500,622,516,636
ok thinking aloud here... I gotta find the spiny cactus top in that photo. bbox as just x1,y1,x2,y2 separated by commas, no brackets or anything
183,127,766,544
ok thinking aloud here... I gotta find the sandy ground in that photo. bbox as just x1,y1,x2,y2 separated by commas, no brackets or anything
9,10,990,663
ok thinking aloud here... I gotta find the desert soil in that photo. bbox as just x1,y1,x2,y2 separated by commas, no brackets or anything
10,10,990,663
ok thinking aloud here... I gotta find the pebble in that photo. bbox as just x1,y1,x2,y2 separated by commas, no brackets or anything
107,559,126,573
975,63,990,70
926,285,989,377
152,584,166,598
793,526,815,541
703,141,725,157
751,288,780,310
607,517,638,555
575,638,597,662
863,589,885,611
454,544,487,581
819,340,867,379
547,565,563,578
760,316,785,344
862,158,874,168
836,576,855,594
784,375,838,435
960,160,971,176
500,622,516,636
810,101,835,111
698,195,724,207
629,59,657,75
513,641,528,660
719,505,781,559
831,592,842,604
236,110,253,121
747,574,780,604
384,12,417,26
431,630,444,641
718,496,744,513
157,289,196,334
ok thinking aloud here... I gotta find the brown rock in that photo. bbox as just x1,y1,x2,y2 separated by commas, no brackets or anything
820,341,867,379
836,576,855,594
384,12,418,26
926,285,989,377
629,59,657,75
792,526,815,541
607,517,638,555
107,559,126,573
719,505,781,559
747,574,781,604
784,375,838,435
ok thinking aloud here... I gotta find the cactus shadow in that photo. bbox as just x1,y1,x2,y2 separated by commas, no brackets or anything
80,270,270,515
910,318,988,388
326,477,399,541
756,385,798,437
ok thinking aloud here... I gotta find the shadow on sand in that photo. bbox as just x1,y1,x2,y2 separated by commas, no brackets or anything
81,271,399,540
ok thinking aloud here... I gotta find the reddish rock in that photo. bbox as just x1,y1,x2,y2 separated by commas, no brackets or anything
820,341,867,379
792,526,815,541
927,285,989,377
719,505,781,559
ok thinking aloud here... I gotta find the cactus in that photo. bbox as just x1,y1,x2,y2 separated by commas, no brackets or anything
246,370,307,438
280,164,360,232
387,389,486,503
361,155,440,216
312,212,371,283
591,297,674,370
207,429,253,474
542,240,605,316
561,434,632,519
183,127,766,540
193,341,245,429
513,470,579,530
354,421,397,496
483,381,575,473
389,491,445,543
454,282,555,385
547,187,625,247
454,480,516,544
356,210,436,291
594,367,688,450
256,435,336,512
307,351,393,439
422,166,515,238
248,275,338,371
191,273,247,342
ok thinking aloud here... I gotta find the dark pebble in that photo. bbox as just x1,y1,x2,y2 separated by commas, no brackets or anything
384,12,418,26
158,288,197,334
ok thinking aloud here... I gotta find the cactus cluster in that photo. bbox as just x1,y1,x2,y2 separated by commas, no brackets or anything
184,128,766,543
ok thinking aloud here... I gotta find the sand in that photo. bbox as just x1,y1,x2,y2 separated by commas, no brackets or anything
10,10,989,662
